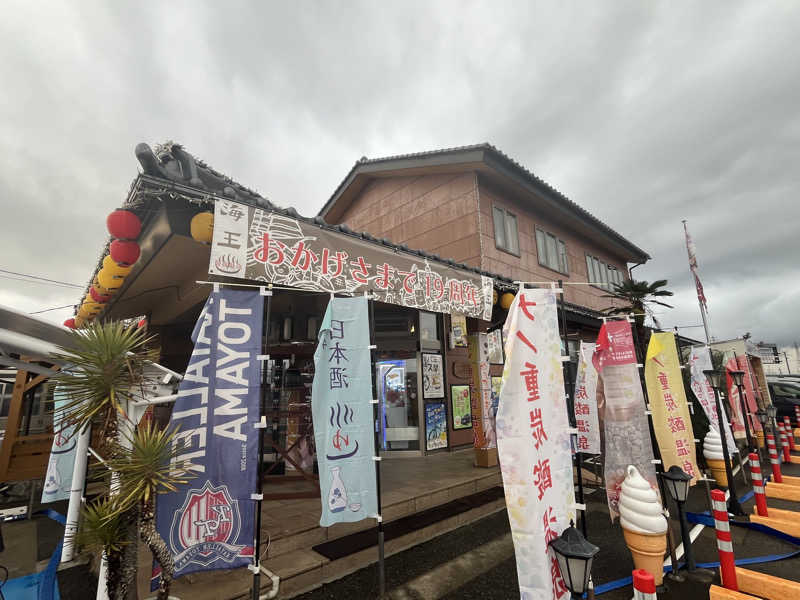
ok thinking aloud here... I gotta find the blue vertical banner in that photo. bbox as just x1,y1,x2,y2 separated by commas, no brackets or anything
41,387,79,503
152,288,264,589
312,296,378,527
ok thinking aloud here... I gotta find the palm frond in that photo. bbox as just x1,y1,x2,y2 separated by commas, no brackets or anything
75,497,129,554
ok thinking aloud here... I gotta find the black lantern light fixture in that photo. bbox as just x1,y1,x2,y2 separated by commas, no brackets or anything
703,369,745,516
659,466,714,581
765,403,782,457
549,523,599,600
730,370,755,453
756,408,769,464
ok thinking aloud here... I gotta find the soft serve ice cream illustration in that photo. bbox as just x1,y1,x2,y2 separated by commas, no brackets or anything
703,428,728,486
619,465,668,585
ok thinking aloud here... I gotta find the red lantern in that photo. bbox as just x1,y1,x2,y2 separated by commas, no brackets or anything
63,318,76,329
90,286,112,303
107,210,142,240
137,318,147,329
110,240,141,266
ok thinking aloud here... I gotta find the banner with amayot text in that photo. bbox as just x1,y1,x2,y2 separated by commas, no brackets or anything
312,296,378,527
496,288,575,600
645,333,700,484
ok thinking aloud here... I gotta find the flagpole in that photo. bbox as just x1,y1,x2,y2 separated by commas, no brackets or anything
682,220,712,344
252,286,272,600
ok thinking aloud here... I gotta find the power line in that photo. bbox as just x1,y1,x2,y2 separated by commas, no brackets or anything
29,304,75,315
0,268,83,289
0,274,82,290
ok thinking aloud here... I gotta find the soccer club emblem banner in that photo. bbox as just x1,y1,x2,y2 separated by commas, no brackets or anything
208,198,493,320
153,288,263,588
573,342,600,455
645,333,699,483
41,387,80,503
593,320,657,521
496,288,575,600
688,346,736,454
312,296,378,527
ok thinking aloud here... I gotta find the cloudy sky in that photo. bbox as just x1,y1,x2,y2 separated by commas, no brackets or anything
2,1,799,347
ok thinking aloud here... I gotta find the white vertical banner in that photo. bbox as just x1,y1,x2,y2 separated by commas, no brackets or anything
573,342,600,455
688,346,736,455
496,288,576,600
209,200,251,278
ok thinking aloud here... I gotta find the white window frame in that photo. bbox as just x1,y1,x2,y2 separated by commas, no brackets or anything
586,254,626,292
492,205,520,256
535,228,569,275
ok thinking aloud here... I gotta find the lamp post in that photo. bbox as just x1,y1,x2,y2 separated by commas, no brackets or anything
756,409,769,466
767,404,781,460
659,466,714,581
550,522,599,600
704,369,745,516
730,370,755,453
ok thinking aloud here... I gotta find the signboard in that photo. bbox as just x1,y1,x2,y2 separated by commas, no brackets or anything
645,333,699,483
496,288,575,600
42,387,80,503
153,289,263,588
487,329,504,364
422,353,444,399
573,342,600,455
425,402,448,450
468,333,494,448
593,320,657,521
311,296,378,526
451,385,472,430
209,199,493,320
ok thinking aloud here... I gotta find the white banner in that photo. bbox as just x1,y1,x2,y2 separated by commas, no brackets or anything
573,342,600,455
688,346,736,455
496,288,575,600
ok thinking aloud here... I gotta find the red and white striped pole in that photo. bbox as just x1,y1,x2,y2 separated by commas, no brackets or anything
632,569,656,600
781,426,791,462
748,452,768,517
767,433,782,483
794,405,800,429
785,417,796,451
711,489,738,591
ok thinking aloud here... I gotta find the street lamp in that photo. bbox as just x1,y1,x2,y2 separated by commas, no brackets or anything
756,409,769,465
704,369,745,516
550,523,599,600
730,370,755,453
766,404,782,459
659,466,714,581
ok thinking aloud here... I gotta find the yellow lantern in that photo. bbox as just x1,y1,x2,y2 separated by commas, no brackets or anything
492,290,498,305
97,267,124,291
74,315,86,328
77,306,94,319
190,212,214,243
103,255,132,276
500,292,515,311
82,302,103,315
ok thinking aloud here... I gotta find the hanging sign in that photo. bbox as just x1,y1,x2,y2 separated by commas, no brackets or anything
152,288,263,588
41,387,80,503
573,342,600,455
592,320,657,521
209,199,493,320
468,333,494,448
687,346,736,454
312,296,378,526
645,333,700,483
496,288,575,600
725,355,761,434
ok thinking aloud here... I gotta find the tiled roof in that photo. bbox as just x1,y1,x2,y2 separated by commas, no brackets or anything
321,142,650,262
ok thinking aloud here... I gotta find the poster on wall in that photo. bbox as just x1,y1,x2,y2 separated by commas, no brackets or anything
495,288,575,599
422,353,445,399
450,313,468,347
487,329,504,364
425,402,448,450
451,385,472,429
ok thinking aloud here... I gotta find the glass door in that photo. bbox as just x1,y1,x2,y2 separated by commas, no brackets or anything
376,358,420,451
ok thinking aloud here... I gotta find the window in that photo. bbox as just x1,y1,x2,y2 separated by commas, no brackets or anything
586,254,626,291
492,206,519,255
535,228,568,274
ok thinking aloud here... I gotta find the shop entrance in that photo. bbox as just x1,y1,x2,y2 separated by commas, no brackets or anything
376,356,420,452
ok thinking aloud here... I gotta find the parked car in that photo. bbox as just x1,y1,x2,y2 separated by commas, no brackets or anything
767,380,800,420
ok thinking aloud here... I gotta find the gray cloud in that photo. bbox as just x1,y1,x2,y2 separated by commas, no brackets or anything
1,1,798,344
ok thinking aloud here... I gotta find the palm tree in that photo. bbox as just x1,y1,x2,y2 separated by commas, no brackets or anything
602,279,674,343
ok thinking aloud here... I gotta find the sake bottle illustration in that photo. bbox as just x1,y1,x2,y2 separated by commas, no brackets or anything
328,467,348,513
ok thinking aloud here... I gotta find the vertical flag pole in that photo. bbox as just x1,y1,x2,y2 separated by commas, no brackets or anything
366,292,386,597
683,220,712,344
252,286,272,600
557,280,586,538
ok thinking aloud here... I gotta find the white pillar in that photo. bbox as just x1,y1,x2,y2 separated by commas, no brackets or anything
61,424,90,563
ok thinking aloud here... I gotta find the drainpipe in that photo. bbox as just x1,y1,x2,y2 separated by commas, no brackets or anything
259,565,280,599
628,260,645,279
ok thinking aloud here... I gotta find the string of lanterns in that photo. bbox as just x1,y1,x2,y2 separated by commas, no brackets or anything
64,209,142,329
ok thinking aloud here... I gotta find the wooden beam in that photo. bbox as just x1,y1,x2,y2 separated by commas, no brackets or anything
765,482,800,502
775,474,800,487
23,367,58,393
736,566,800,600
708,585,758,599
750,514,800,538
0,369,28,481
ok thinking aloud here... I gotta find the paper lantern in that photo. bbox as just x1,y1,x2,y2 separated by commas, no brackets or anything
97,267,124,291
137,318,147,329
500,292,515,311
92,283,113,298
82,301,103,314
190,212,214,243
107,209,141,240
74,315,85,328
102,255,132,276
89,286,112,303
110,240,140,266
63,318,76,329
492,290,498,305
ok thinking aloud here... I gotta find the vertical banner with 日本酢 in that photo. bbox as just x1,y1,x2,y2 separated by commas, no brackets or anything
573,342,600,455
312,296,378,527
645,333,700,483
593,320,657,520
688,346,737,454
496,288,575,600
41,387,80,503
152,289,263,589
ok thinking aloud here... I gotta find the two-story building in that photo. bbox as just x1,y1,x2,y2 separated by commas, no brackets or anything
318,143,650,346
